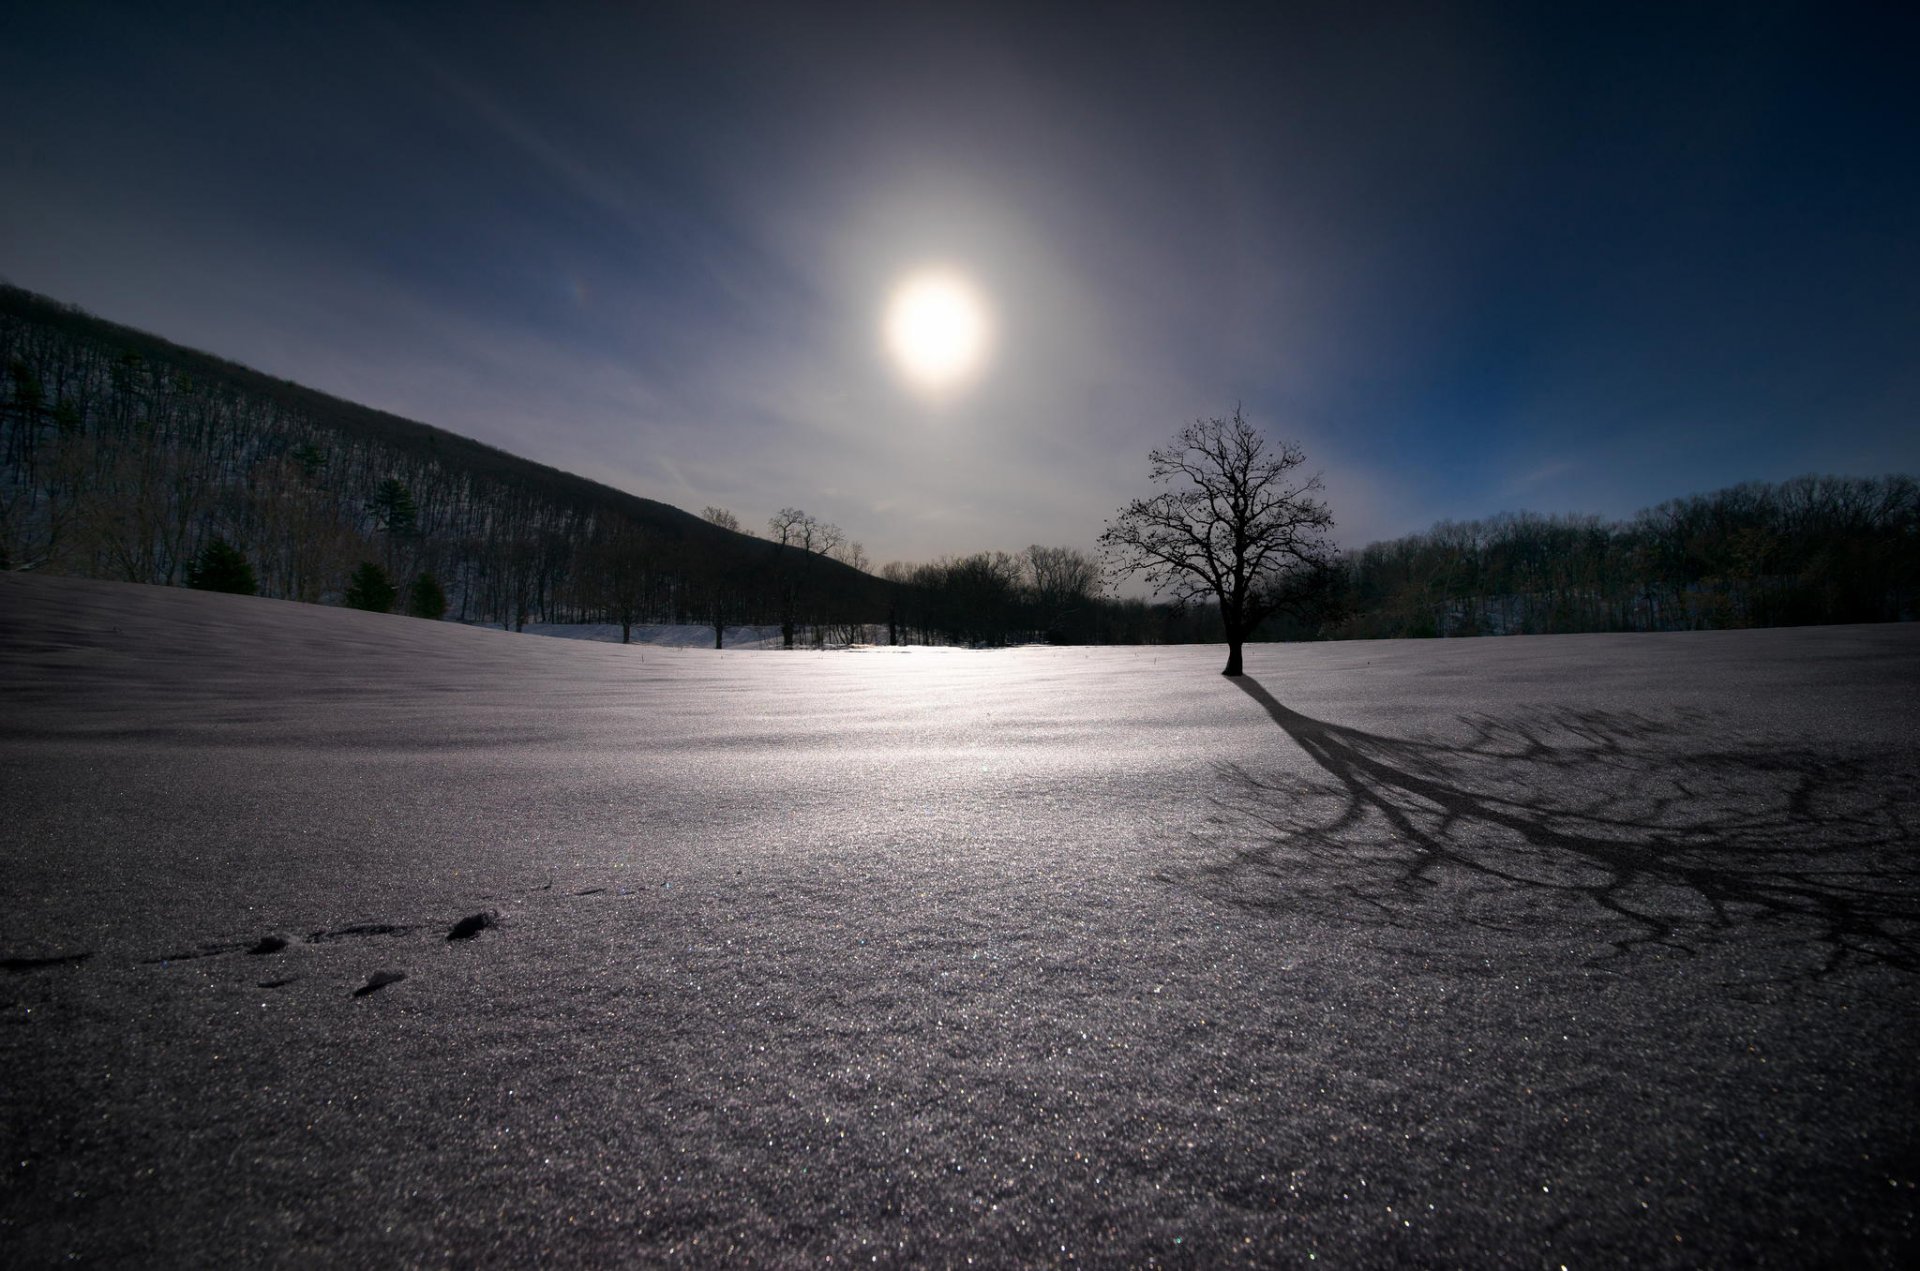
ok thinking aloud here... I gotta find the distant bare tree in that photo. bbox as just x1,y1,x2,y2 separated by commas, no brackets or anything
701,505,741,533
1026,544,1101,642
880,559,913,644
814,520,846,562
767,507,805,548
832,539,869,574
821,537,867,575
247,454,364,603
584,521,654,643
767,507,845,557
767,507,845,647
1100,408,1335,676
687,550,743,649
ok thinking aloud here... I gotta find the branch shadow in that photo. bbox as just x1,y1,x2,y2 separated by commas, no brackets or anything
1182,676,1920,979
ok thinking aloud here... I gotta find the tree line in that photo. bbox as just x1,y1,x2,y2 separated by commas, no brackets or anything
1093,411,1917,657
4,286,1910,649
0,284,907,643
1326,476,1919,638
0,285,1156,647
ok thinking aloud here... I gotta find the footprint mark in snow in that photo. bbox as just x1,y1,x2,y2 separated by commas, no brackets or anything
352,970,406,997
447,912,497,941
307,923,412,944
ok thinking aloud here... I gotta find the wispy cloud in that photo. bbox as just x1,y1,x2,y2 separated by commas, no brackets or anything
3,3,1913,566
1508,459,1577,494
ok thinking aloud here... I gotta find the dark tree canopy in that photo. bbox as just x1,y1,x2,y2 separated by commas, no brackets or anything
1100,409,1335,675
368,478,418,537
406,572,448,620
343,561,397,613
185,538,257,595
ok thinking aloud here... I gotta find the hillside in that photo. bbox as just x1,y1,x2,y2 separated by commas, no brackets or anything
0,283,887,639
8,283,1914,649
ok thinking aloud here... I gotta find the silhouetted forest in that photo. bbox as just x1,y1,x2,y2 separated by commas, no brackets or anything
4,285,1912,646
0,285,894,643
0,285,1153,646
1326,480,1919,638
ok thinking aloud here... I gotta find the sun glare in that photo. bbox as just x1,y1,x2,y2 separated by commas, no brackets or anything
884,269,991,394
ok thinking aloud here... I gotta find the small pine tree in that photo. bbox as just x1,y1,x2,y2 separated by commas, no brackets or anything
368,478,418,537
186,538,257,595
343,561,397,613
291,442,326,479
406,572,448,620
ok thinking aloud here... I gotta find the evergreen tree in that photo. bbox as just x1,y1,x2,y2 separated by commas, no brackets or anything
406,571,448,620
368,478,418,536
343,561,397,612
186,538,258,595
290,442,326,480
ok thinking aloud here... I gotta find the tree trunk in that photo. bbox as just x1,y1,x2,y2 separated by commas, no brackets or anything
712,618,725,649
1221,608,1250,676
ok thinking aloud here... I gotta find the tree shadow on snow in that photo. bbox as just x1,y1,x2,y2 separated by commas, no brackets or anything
1184,676,1920,978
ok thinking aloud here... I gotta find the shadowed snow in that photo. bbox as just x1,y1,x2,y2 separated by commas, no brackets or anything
3,573,1917,1266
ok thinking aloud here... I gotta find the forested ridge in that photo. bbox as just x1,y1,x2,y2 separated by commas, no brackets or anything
3,283,1913,645
0,284,894,644
1329,478,1919,638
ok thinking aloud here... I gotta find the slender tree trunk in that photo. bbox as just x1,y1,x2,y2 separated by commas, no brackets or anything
1222,638,1244,677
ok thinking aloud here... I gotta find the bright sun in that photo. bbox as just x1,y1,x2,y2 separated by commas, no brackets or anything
884,268,991,394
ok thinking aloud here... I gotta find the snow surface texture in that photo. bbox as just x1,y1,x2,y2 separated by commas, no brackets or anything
2,572,1917,1267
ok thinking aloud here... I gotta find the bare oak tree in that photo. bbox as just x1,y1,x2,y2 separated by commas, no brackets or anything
832,539,869,574
766,507,809,550
584,521,654,643
1100,408,1335,676
766,506,846,647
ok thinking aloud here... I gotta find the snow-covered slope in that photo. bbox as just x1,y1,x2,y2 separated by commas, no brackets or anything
4,573,1917,1266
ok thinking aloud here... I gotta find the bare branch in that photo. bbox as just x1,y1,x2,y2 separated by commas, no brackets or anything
1099,407,1336,675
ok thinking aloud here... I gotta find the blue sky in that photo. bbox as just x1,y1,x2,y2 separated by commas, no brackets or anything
3,1,1914,565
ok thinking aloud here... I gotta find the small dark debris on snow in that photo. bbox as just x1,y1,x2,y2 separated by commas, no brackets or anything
447,911,497,941
257,976,298,989
2,951,92,973
352,970,406,997
573,887,605,896
248,935,290,955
